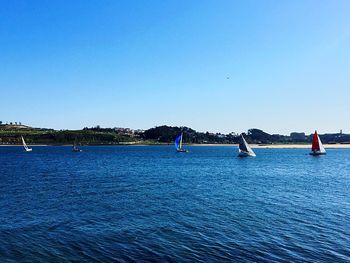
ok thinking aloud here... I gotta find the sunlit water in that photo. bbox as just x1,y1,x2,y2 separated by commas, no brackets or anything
1,146,349,262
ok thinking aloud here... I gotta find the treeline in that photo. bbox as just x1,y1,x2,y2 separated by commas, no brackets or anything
0,124,349,145
112,126,350,144
0,129,137,145
142,126,236,144
142,126,294,144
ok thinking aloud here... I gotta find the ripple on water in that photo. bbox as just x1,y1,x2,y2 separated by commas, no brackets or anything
0,146,350,262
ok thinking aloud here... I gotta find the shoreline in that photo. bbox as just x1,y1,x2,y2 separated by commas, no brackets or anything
252,144,350,149
191,144,350,148
1,143,350,149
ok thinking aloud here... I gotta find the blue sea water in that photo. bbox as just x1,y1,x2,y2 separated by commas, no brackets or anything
0,146,349,262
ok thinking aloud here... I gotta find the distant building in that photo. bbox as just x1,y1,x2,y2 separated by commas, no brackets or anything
290,132,306,141
114,127,135,136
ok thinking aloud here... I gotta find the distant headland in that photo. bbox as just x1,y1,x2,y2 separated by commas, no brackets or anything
0,122,349,146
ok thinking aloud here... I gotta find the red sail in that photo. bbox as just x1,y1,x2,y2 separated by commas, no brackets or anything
311,131,320,151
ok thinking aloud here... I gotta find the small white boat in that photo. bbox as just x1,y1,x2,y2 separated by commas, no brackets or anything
21,136,32,152
238,134,256,157
175,132,188,153
72,138,82,152
310,130,326,156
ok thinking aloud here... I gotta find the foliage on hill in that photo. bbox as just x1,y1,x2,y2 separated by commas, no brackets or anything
0,124,349,145
142,126,237,144
0,126,138,145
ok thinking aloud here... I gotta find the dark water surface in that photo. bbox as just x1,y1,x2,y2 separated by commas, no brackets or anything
0,146,349,262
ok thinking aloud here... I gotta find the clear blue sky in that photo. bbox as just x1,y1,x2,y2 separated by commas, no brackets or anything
1,0,349,135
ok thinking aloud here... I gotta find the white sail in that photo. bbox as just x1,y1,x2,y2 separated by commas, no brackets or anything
21,136,28,149
243,136,256,156
317,134,326,153
72,138,82,152
238,135,256,157
21,136,32,152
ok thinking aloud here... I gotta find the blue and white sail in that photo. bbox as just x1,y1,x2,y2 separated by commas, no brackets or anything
175,133,182,150
175,132,187,152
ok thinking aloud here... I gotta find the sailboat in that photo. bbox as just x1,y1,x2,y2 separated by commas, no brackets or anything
175,132,188,152
72,138,82,152
21,136,32,152
238,134,256,157
310,130,326,156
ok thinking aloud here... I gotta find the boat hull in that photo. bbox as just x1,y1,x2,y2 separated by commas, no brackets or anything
25,148,32,152
309,152,326,156
238,151,256,157
176,149,188,153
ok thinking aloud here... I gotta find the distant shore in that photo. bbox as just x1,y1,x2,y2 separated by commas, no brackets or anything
1,143,350,148
191,144,350,148
253,144,350,149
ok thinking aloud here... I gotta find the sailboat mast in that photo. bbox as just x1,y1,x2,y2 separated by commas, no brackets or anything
179,132,183,149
